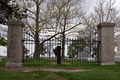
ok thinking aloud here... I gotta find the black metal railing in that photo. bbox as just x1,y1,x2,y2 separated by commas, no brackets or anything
22,36,100,66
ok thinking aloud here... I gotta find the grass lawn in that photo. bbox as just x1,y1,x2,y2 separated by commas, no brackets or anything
0,59,120,80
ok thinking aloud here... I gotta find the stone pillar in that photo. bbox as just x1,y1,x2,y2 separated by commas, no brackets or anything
6,21,24,67
97,22,116,65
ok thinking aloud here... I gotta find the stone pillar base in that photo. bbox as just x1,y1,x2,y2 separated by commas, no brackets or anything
6,63,23,67
100,63,116,65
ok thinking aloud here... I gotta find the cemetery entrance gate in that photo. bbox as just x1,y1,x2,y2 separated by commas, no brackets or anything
22,28,100,66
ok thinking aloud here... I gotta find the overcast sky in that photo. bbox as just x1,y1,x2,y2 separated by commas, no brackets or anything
84,0,120,12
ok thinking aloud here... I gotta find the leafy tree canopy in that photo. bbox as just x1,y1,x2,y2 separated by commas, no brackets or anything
0,0,27,24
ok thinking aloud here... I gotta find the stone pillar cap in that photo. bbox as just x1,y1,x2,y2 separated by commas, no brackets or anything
97,22,115,29
7,20,24,27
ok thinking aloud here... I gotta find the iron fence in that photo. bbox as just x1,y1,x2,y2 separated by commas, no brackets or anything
23,35,100,66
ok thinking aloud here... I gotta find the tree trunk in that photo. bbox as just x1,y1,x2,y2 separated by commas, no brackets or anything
34,33,40,59
34,0,40,60
61,32,65,59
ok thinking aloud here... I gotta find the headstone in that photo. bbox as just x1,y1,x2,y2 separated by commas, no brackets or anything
53,46,60,57
78,47,91,61
117,38,120,53
0,57,2,62
87,57,96,62
115,38,120,62
0,46,7,56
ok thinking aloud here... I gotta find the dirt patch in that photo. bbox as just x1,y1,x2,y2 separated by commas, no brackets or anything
45,72,67,80
0,67,92,72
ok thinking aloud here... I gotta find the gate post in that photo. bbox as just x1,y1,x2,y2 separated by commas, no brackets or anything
6,21,24,67
97,22,116,65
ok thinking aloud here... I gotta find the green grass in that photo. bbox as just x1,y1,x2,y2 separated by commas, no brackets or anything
1,59,120,80
54,63,120,80
23,58,98,67
0,58,7,67
0,70,50,80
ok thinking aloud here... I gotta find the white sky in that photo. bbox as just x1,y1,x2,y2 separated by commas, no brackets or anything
84,0,120,12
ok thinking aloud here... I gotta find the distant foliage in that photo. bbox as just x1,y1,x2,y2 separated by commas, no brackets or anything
0,0,27,24
68,38,87,58
0,37,7,46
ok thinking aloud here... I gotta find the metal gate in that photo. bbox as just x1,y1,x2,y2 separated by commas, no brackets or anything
23,28,100,66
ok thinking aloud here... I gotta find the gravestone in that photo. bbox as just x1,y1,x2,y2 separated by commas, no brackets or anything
53,46,61,64
0,46,7,56
0,57,2,62
115,38,120,62
53,46,59,57
78,47,91,61
116,38,120,54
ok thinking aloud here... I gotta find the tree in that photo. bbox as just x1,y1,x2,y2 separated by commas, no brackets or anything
93,0,118,23
0,0,27,24
75,0,120,57
46,0,84,59
79,0,119,41
15,0,49,59
15,0,84,59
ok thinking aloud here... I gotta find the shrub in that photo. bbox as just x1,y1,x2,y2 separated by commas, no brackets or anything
0,37,7,46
